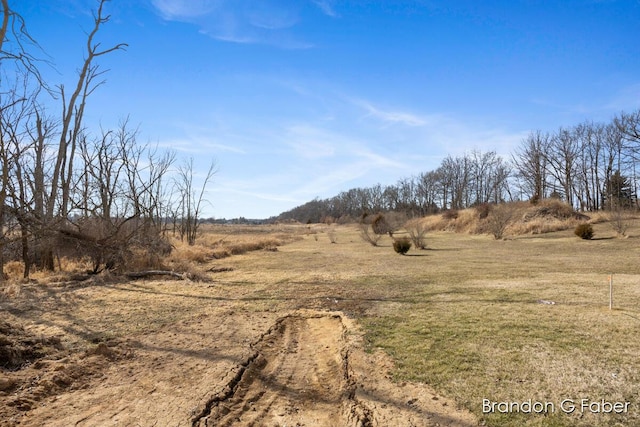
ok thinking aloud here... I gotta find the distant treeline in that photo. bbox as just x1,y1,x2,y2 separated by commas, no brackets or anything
274,110,640,224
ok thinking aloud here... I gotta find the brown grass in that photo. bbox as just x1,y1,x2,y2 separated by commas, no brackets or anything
419,199,623,238
197,221,640,427
3,219,640,426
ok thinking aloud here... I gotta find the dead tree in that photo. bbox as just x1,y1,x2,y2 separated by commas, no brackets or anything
175,158,217,245
35,0,127,270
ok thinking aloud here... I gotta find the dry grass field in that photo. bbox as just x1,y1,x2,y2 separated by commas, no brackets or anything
1,213,640,426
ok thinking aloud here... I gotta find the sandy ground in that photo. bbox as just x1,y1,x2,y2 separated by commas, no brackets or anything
1,277,478,427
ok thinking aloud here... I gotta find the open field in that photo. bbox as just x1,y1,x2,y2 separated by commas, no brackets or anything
1,220,640,426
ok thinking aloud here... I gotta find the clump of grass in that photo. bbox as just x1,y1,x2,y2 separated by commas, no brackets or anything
1,282,21,299
526,198,577,220
3,261,25,280
125,246,168,271
171,242,212,263
227,238,283,255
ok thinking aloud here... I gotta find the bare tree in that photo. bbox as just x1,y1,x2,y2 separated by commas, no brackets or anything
415,171,440,215
47,0,127,220
0,72,41,279
0,0,49,279
615,109,640,148
512,130,550,203
0,0,47,87
8,0,128,270
0,1,204,278
544,127,580,208
437,155,471,210
175,158,217,245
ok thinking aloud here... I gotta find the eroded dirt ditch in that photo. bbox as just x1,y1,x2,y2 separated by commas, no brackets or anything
193,311,477,427
2,304,477,427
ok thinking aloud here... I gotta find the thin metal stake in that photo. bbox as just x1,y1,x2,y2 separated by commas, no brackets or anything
609,274,613,310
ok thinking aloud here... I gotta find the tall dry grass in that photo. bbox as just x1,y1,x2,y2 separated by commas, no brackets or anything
417,199,617,238
168,224,305,265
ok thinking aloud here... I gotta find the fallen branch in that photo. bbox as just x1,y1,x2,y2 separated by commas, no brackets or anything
207,266,234,273
124,270,188,280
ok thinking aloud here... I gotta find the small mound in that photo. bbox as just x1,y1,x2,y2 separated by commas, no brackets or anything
420,199,590,236
0,321,64,371
522,199,589,222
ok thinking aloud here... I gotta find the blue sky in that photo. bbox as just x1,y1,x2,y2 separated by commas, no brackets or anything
16,0,640,219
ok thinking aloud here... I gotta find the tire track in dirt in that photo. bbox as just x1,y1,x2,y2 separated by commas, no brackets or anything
6,305,477,426
193,311,478,427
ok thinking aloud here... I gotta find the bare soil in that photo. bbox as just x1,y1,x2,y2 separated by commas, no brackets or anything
0,277,477,427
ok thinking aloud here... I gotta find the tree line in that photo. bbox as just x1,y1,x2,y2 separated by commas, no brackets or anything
276,110,640,224
0,1,214,280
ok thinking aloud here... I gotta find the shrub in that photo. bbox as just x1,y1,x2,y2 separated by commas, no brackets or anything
327,228,338,244
405,219,427,249
359,223,381,246
393,237,412,255
384,211,408,236
487,204,515,240
371,213,392,236
574,223,594,240
609,207,633,237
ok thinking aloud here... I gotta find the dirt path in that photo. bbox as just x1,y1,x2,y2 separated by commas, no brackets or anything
195,311,477,427
195,314,349,426
3,305,477,427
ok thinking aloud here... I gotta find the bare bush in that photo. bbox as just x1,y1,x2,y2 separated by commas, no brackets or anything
56,217,172,273
487,204,516,239
359,223,381,246
371,213,392,236
384,211,408,236
609,207,634,237
405,219,427,249
327,227,338,244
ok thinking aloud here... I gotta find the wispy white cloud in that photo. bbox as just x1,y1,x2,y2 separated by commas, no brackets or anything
150,0,317,48
158,80,530,218
528,82,640,127
351,147,407,170
151,0,218,19
605,83,640,112
156,136,246,154
351,98,429,127
346,95,526,158
284,125,337,159
312,0,339,18
277,123,411,199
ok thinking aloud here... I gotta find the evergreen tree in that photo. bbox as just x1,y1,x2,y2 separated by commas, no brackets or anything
605,171,635,209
